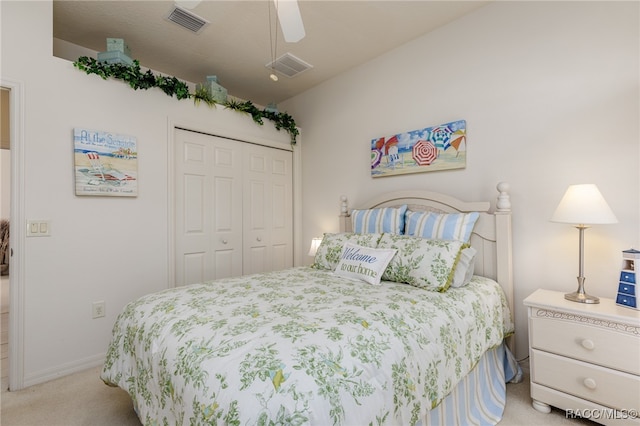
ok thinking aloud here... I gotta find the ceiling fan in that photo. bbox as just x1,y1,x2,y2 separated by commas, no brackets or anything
273,0,306,43
174,0,305,43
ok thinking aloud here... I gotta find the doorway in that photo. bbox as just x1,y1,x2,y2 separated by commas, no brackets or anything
1,87,10,390
1,79,25,391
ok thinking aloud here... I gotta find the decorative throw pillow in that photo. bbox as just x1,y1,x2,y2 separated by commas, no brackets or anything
377,233,466,292
351,205,407,234
405,211,479,242
334,243,397,285
311,232,383,271
451,247,477,288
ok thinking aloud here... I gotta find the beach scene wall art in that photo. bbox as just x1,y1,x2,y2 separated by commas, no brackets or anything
371,119,466,177
73,128,138,196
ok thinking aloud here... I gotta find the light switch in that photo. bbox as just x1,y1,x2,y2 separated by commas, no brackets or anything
27,220,51,237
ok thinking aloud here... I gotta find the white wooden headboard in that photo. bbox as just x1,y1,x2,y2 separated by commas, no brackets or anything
339,183,514,329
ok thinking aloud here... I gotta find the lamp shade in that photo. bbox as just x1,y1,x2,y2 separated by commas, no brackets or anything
308,237,322,257
551,184,618,225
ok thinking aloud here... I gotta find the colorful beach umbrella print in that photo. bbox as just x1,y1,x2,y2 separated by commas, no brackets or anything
371,149,382,169
383,135,399,154
430,126,453,151
412,140,437,166
449,129,466,157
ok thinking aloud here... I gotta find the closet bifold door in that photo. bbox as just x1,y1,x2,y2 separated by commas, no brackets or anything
243,143,293,275
174,129,243,286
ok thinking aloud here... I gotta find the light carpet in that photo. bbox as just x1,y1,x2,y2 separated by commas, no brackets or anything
1,360,596,425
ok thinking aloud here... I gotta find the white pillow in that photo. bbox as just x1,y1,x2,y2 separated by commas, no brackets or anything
451,247,477,288
334,243,397,286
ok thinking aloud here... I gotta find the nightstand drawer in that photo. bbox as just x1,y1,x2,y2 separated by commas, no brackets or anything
530,315,640,375
532,349,640,411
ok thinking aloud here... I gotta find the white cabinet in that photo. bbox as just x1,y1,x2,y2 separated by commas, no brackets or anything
524,289,640,425
174,129,293,286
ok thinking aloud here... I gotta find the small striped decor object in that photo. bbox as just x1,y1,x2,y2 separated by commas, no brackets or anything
351,205,407,234
405,211,479,242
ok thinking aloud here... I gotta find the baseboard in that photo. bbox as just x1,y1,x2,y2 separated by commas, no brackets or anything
21,353,105,389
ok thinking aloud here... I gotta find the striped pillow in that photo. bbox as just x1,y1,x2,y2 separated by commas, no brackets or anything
405,211,479,242
351,205,407,234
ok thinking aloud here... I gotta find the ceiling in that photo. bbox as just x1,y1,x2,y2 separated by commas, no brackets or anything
53,1,490,107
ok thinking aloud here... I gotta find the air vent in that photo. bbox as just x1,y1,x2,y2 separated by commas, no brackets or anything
266,53,313,78
166,5,209,34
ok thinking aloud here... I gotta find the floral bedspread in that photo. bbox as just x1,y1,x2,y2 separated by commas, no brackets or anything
101,267,514,426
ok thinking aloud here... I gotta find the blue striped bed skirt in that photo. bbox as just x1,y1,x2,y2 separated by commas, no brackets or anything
423,342,522,426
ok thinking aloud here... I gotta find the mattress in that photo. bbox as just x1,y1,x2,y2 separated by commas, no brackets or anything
101,266,515,425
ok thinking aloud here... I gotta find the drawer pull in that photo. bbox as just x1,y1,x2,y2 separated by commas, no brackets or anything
581,339,595,350
583,378,597,390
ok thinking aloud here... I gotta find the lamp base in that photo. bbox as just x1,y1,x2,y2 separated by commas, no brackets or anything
564,291,600,304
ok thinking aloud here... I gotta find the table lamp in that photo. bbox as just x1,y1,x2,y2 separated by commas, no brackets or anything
308,237,322,257
550,184,618,303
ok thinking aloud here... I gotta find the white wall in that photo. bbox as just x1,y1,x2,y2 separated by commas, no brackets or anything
1,1,292,387
282,1,639,359
2,0,637,386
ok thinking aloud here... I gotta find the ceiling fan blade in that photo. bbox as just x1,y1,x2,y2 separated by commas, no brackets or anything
274,0,305,43
175,0,201,10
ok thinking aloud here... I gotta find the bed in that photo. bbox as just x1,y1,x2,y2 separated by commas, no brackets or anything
101,182,521,425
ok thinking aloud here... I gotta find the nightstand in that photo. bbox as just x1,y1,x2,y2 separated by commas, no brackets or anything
524,289,640,425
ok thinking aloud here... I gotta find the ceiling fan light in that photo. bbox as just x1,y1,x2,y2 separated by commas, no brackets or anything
274,0,305,43
270,73,279,82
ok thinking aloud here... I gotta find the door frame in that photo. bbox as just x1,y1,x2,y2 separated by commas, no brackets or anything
166,117,303,288
2,78,26,390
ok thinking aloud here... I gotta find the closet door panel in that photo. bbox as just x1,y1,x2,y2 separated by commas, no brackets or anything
175,129,242,285
244,157,268,275
243,145,293,275
208,140,242,280
176,128,293,284
180,173,208,284
183,253,206,286
271,244,289,272
212,175,240,279
269,150,293,266
175,131,211,286
247,246,267,275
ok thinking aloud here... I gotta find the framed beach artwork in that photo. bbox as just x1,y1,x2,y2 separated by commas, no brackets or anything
73,128,138,196
371,119,466,178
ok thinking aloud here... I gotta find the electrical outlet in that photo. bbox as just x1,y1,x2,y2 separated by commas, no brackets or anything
92,301,105,319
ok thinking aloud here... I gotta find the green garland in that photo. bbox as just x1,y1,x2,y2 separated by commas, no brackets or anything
73,56,299,144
